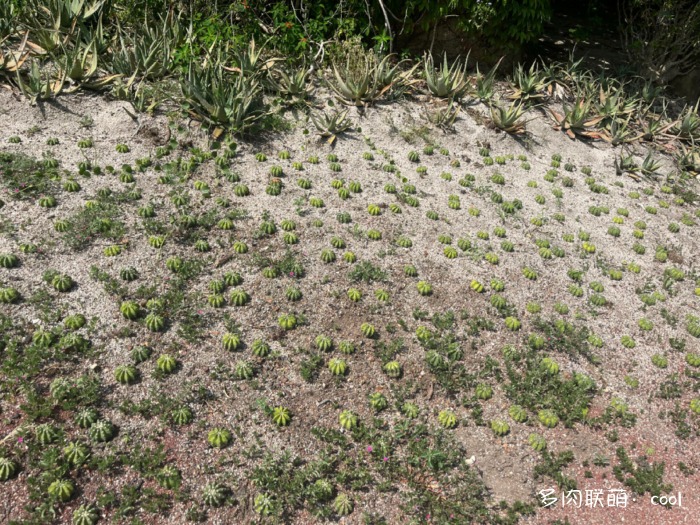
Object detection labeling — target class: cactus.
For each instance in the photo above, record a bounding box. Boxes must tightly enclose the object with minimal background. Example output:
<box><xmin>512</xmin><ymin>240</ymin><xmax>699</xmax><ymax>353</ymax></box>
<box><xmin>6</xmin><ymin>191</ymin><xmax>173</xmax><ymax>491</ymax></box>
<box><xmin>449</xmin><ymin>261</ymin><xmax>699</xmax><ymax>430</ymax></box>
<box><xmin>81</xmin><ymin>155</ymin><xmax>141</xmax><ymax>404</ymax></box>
<box><xmin>522</xmin><ymin>267</ymin><xmax>537</xmax><ymax>280</ymax></box>
<box><xmin>367</xmin><ymin>229</ymin><xmax>382</xmax><ymax>240</ymax></box>
<box><xmin>285</xmin><ymin>287</ymin><xmax>302</xmax><ymax>301</ymax></box>
<box><xmin>416</xmin><ymin>281</ymin><xmax>432</xmax><ymax>296</ymax></box>
<box><xmin>0</xmin><ymin>253</ymin><xmax>19</xmax><ymax>268</ymax></box>
<box><xmin>475</xmin><ymin>383</ymin><xmax>493</xmax><ymax>400</ymax></box>
<box><xmin>338</xmin><ymin>341</ymin><xmax>355</xmax><ymax>354</ymax></box>
<box><xmin>620</xmin><ymin>336</ymin><xmax>636</xmax><ymax>349</ymax></box>
<box><xmin>39</xmin><ymin>195</ymin><xmax>57</xmax><ymax>208</ymax></box>
<box><xmin>347</xmin><ymin>288</ymin><xmax>362</xmax><ymax>302</ymax></box>
<box><xmin>75</xmin><ymin>408</ymin><xmax>98</xmax><ymax>428</ymax></box>
<box><xmin>328</xmin><ymin>358</ymin><xmax>347</xmax><ymax>376</ymax></box>
<box><xmin>508</xmin><ymin>405</ymin><xmax>528</xmax><ymax>423</ymax></box>
<box><xmin>541</xmin><ymin>357</ymin><xmax>559</xmax><ymax>375</ymax></box>
<box><xmin>438</xmin><ymin>410</ymin><xmax>457</xmax><ymax>429</ymax></box>
<box><xmin>233</xmin><ymin>241</ymin><xmax>248</xmax><ymax>254</ymax></box>
<box><xmin>529</xmin><ymin>433</ymin><xmax>547</xmax><ymax>451</ymax></box>
<box><xmin>157</xmin><ymin>465</ymin><xmax>181</xmax><ymax>489</ymax></box>
<box><xmin>272</xmin><ymin>406</ymin><xmax>291</xmax><ymax>426</ymax></box>
<box><xmin>157</xmin><ymin>354</ymin><xmax>177</xmax><ymax>373</ymax></box>
<box><xmin>120</xmin><ymin>301</ymin><xmax>140</xmax><ymax>320</ymax></box>
<box><xmin>383</xmin><ymin>360</ymin><xmax>401</xmax><ymax>378</ymax></box>
<box><xmin>48</xmin><ymin>478</ymin><xmax>75</xmax><ymax>501</ymax></box>
<box><xmin>367</xmin><ymin>204</ymin><xmax>381</xmax><ymax>216</ymax></box>
<box><xmin>114</xmin><ymin>364</ymin><xmax>138</xmax><ymax>384</ymax></box>
<box><xmin>444</xmin><ymin>246</ymin><xmax>458</xmax><ymax>259</ymax></box>
<box><xmin>339</xmin><ymin>410</ymin><xmax>358</xmax><ymax>430</ymax></box>
<box><xmin>36</xmin><ymin>423</ymin><xmax>57</xmax><ymax>445</ymax></box>
<box><xmin>538</xmin><ymin>409</ymin><xmax>559</xmax><ymax>428</ymax></box>
<box><xmin>651</xmin><ymin>354</ymin><xmax>668</xmax><ymax>368</ymax></box>
<box><xmin>166</xmin><ymin>404</ymin><xmax>193</xmax><ymax>425</ymax></box>
<box><xmin>404</xmin><ymin>265</ymin><xmax>418</xmax><ymax>277</ymax></box>
<box><xmin>0</xmin><ymin>457</ymin><xmax>17</xmax><ymax>481</ymax></box>
<box><xmin>254</xmin><ymin>493</ymin><xmax>275</xmax><ymax>516</ymax></box>
<box><xmin>505</xmin><ymin>317</ymin><xmax>521</xmax><ymax>331</ymax></box>
<box><xmin>375</xmin><ymin>289</ymin><xmax>389</xmax><ymax>301</ymax></box>
<box><xmin>343</xmin><ymin>251</ymin><xmax>357</xmax><ymax>263</ymax></box>
<box><xmin>315</xmin><ymin>335</ymin><xmax>333</xmax><ymax>352</ymax></box>
<box><xmin>202</xmin><ymin>482</ymin><xmax>228</xmax><ymax>507</ymax></box>
<box><xmin>686</xmin><ymin>353</ymin><xmax>700</xmax><ymax>368</ymax></box>
<box><xmin>64</xmin><ymin>441</ymin><xmax>90</xmax><ymax>467</ymax></box>
<box><xmin>208</xmin><ymin>427</ymin><xmax>232</xmax><ymax>448</ymax></box>
<box><xmin>360</xmin><ymin>322</ymin><xmax>376</xmax><ymax>338</ymax></box>
<box><xmin>279</xmin><ymin>314</ymin><xmax>297</xmax><ymax>330</ymax></box>
<box><xmin>229</xmin><ymin>289</ymin><xmax>250</xmax><ymax>306</ymax></box>
<box><xmin>320</xmin><ymin>249</ymin><xmax>336</xmax><ymax>263</ymax></box>
<box><xmin>334</xmin><ymin>493</ymin><xmax>353</xmax><ymax>516</ymax></box>
<box><xmin>89</xmin><ymin>420</ymin><xmax>114</xmax><ymax>442</ymax></box>
<box><xmin>130</xmin><ymin>345</ymin><xmax>151</xmax><ymax>364</ymax></box>
<box><xmin>52</xmin><ymin>274</ymin><xmax>74</xmax><ymax>292</ymax></box>
<box><xmin>120</xmin><ymin>267</ymin><xmax>139</xmax><ymax>281</ymax></box>
<box><xmin>690</xmin><ymin>399</ymin><xmax>700</xmax><ymax>415</ymax></box>
<box><xmin>145</xmin><ymin>313</ymin><xmax>165</xmax><ymax>332</ymax></box>
<box><xmin>491</xmin><ymin>420</ymin><xmax>510</xmax><ymax>436</ymax></box>
<box><xmin>402</xmin><ymin>402</ymin><xmax>419</xmax><ymax>419</ymax></box>
<box><xmin>221</xmin><ymin>333</ymin><xmax>241</xmax><ymax>351</ymax></box>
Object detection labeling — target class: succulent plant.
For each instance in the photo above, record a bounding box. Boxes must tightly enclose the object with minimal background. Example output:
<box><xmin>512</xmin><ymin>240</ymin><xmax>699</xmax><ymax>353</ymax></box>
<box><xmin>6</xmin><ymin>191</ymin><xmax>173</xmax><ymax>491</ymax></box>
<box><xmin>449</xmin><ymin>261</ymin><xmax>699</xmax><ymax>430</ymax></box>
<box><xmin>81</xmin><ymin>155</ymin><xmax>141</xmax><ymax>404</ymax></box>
<box><xmin>89</xmin><ymin>419</ymin><xmax>114</xmax><ymax>442</ymax></box>
<box><xmin>254</xmin><ymin>493</ymin><xmax>275</xmax><ymax>516</ymax></box>
<box><xmin>279</xmin><ymin>314</ymin><xmax>297</xmax><ymax>330</ymax></box>
<box><xmin>114</xmin><ymin>364</ymin><xmax>138</xmax><ymax>384</ymax></box>
<box><xmin>505</xmin><ymin>316</ymin><xmax>521</xmax><ymax>331</ymax></box>
<box><xmin>315</xmin><ymin>335</ymin><xmax>333</xmax><ymax>352</ymax></box>
<box><xmin>438</xmin><ymin>409</ymin><xmax>457</xmax><ymax>429</ymax></box>
<box><xmin>620</xmin><ymin>335</ymin><xmax>636</xmax><ymax>349</ymax></box>
<box><xmin>208</xmin><ymin>427</ymin><xmax>232</xmax><ymax>448</ymax></box>
<box><xmin>522</xmin><ymin>267</ymin><xmax>537</xmax><ymax>280</ymax></box>
<box><xmin>404</xmin><ymin>265</ymin><xmax>418</xmax><ymax>277</ymax></box>
<box><xmin>156</xmin><ymin>353</ymin><xmax>177</xmax><ymax>373</ymax></box>
<box><xmin>75</xmin><ymin>408</ymin><xmax>98</xmax><ymax>429</ymax></box>
<box><xmin>285</xmin><ymin>287</ymin><xmax>302</xmax><ymax>301</ymax></box>
<box><xmin>538</xmin><ymin>409</ymin><xmax>559</xmax><ymax>428</ymax></box>
<box><xmin>170</xmin><ymin>405</ymin><xmax>193</xmax><ymax>425</ymax></box>
<box><xmin>48</xmin><ymin>478</ymin><xmax>75</xmax><ymax>501</ymax></box>
<box><xmin>337</xmin><ymin>341</ymin><xmax>354</xmax><ymax>355</ymax></box>
<box><xmin>0</xmin><ymin>457</ymin><xmax>17</xmax><ymax>481</ymax></box>
<box><xmin>491</xmin><ymin>419</ymin><xmax>510</xmax><ymax>436</ymax></box>
<box><xmin>71</xmin><ymin>504</ymin><xmax>99</xmax><ymax>525</ymax></box>
<box><xmin>541</xmin><ymin>357</ymin><xmax>559</xmax><ymax>375</ymax></box>
<box><xmin>347</xmin><ymin>288</ymin><xmax>362</xmax><ymax>302</ymax></box>
<box><xmin>320</xmin><ymin>249</ymin><xmax>336</xmax><ymax>263</ymax></box>
<box><xmin>691</xmin><ymin>399</ymin><xmax>700</xmax><ymax>415</ymax></box>
<box><xmin>416</xmin><ymin>281</ymin><xmax>432</xmax><ymax>296</ymax></box>
<box><xmin>119</xmin><ymin>300</ymin><xmax>140</xmax><ymax>320</ymax></box>
<box><xmin>202</xmin><ymin>482</ymin><xmax>228</xmax><ymax>507</ymax></box>
<box><xmin>0</xmin><ymin>253</ymin><xmax>19</xmax><ymax>268</ymax></box>
<box><xmin>145</xmin><ymin>313</ymin><xmax>165</xmax><ymax>332</ymax></box>
<box><xmin>235</xmin><ymin>359</ymin><xmax>253</xmax><ymax>379</ymax></box>
<box><xmin>328</xmin><ymin>358</ymin><xmax>347</xmax><ymax>376</ymax></box>
<box><xmin>401</xmin><ymin>401</ymin><xmax>420</xmax><ymax>419</ymax></box>
<box><xmin>528</xmin><ymin>433</ymin><xmax>547</xmax><ymax>451</ymax></box>
<box><xmin>343</xmin><ymin>251</ymin><xmax>357</xmax><ymax>263</ymax></box>
<box><xmin>39</xmin><ymin>195</ymin><xmax>57</xmax><ymax>208</ymax></box>
<box><xmin>374</xmin><ymin>289</ymin><xmax>389</xmax><ymax>301</ymax></box>
<box><xmin>339</xmin><ymin>410</ymin><xmax>358</xmax><ymax>430</ymax></box>
<box><xmin>383</xmin><ymin>360</ymin><xmax>401</xmax><ymax>378</ymax></box>
<box><xmin>157</xmin><ymin>465</ymin><xmax>181</xmax><ymax>489</ymax></box>
<box><xmin>333</xmin><ymin>493</ymin><xmax>353</xmax><ymax>516</ymax></box>
<box><xmin>35</xmin><ymin>423</ymin><xmax>57</xmax><ymax>445</ymax></box>
<box><xmin>51</xmin><ymin>273</ymin><xmax>74</xmax><ymax>292</ymax></box>
<box><xmin>651</xmin><ymin>354</ymin><xmax>668</xmax><ymax>368</ymax></box>
<box><xmin>508</xmin><ymin>404</ymin><xmax>528</xmax><ymax>423</ymax></box>
<box><xmin>360</xmin><ymin>322</ymin><xmax>376</xmax><ymax>338</ymax></box>
<box><xmin>64</xmin><ymin>441</ymin><xmax>90</xmax><ymax>467</ymax></box>
<box><xmin>272</xmin><ymin>406</ymin><xmax>291</xmax><ymax>427</ymax></box>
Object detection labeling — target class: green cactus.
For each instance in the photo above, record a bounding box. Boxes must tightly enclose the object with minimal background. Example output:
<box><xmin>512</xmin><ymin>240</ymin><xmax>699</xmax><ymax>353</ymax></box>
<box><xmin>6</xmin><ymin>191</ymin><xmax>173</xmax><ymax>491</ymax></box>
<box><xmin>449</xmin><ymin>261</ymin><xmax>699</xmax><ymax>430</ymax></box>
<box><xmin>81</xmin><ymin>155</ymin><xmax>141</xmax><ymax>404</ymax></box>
<box><xmin>279</xmin><ymin>314</ymin><xmax>297</xmax><ymax>330</ymax></box>
<box><xmin>120</xmin><ymin>301</ymin><xmax>139</xmax><ymax>320</ymax></box>
<box><xmin>157</xmin><ymin>465</ymin><xmax>181</xmax><ymax>489</ymax></box>
<box><xmin>491</xmin><ymin>420</ymin><xmax>510</xmax><ymax>436</ymax></box>
<box><xmin>383</xmin><ymin>360</ymin><xmax>401</xmax><ymax>378</ymax></box>
<box><xmin>475</xmin><ymin>383</ymin><xmax>493</xmax><ymax>400</ymax></box>
<box><xmin>171</xmin><ymin>406</ymin><xmax>193</xmax><ymax>425</ymax></box>
<box><xmin>404</xmin><ymin>265</ymin><xmax>418</xmax><ymax>277</ymax></box>
<box><xmin>375</xmin><ymin>289</ymin><xmax>389</xmax><ymax>301</ymax></box>
<box><xmin>538</xmin><ymin>409</ymin><xmax>559</xmax><ymax>428</ymax></box>
<box><xmin>690</xmin><ymin>399</ymin><xmax>700</xmax><ymax>415</ymax></box>
<box><xmin>75</xmin><ymin>408</ymin><xmax>98</xmax><ymax>428</ymax></box>
<box><xmin>338</xmin><ymin>341</ymin><xmax>355</xmax><ymax>354</ymax></box>
<box><xmin>272</xmin><ymin>406</ymin><xmax>291</xmax><ymax>426</ymax></box>
<box><xmin>36</xmin><ymin>423</ymin><xmax>57</xmax><ymax>445</ymax></box>
<box><xmin>328</xmin><ymin>358</ymin><xmax>347</xmax><ymax>376</ymax></box>
<box><xmin>89</xmin><ymin>420</ymin><xmax>114</xmax><ymax>442</ymax></box>
<box><xmin>620</xmin><ymin>335</ymin><xmax>636</xmax><ymax>349</ymax></box>
<box><xmin>157</xmin><ymin>354</ymin><xmax>177</xmax><ymax>373</ymax></box>
<box><xmin>208</xmin><ymin>427</ymin><xmax>232</xmax><ymax>448</ymax></box>
<box><xmin>0</xmin><ymin>457</ymin><xmax>17</xmax><ymax>481</ymax></box>
<box><xmin>48</xmin><ymin>478</ymin><xmax>75</xmax><ymax>501</ymax></box>
<box><xmin>505</xmin><ymin>317</ymin><xmax>521</xmax><ymax>331</ymax></box>
<box><xmin>321</xmin><ymin>249</ymin><xmax>336</xmax><ymax>263</ymax></box>
<box><xmin>254</xmin><ymin>493</ymin><xmax>275</xmax><ymax>516</ymax></box>
<box><xmin>402</xmin><ymin>402</ymin><xmax>420</xmax><ymax>419</ymax></box>
<box><xmin>114</xmin><ymin>365</ymin><xmax>138</xmax><ymax>384</ymax></box>
<box><xmin>334</xmin><ymin>493</ymin><xmax>353</xmax><ymax>516</ymax></box>
<box><xmin>438</xmin><ymin>410</ymin><xmax>457</xmax><ymax>429</ymax></box>
<box><xmin>145</xmin><ymin>313</ymin><xmax>165</xmax><ymax>332</ymax></box>
<box><xmin>315</xmin><ymin>335</ymin><xmax>333</xmax><ymax>352</ymax></box>
<box><xmin>52</xmin><ymin>274</ymin><xmax>74</xmax><ymax>292</ymax></box>
<box><xmin>416</xmin><ymin>281</ymin><xmax>432</xmax><ymax>296</ymax></box>
<box><xmin>64</xmin><ymin>441</ymin><xmax>90</xmax><ymax>467</ymax></box>
<box><xmin>347</xmin><ymin>288</ymin><xmax>362</xmax><ymax>302</ymax></box>
<box><xmin>339</xmin><ymin>410</ymin><xmax>358</xmax><ymax>430</ymax></box>
<box><xmin>541</xmin><ymin>357</ymin><xmax>559</xmax><ymax>375</ymax></box>
<box><xmin>202</xmin><ymin>482</ymin><xmax>228</xmax><ymax>507</ymax></box>
<box><xmin>130</xmin><ymin>345</ymin><xmax>151</xmax><ymax>364</ymax></box>
<box><xmin>343</xmin><ymin>251</ymin><xmax>357</xmax><ymax>263</ymax></box>
<box><xmin>285</xmin><ymin>287</ymin><xmax>302</xmax><ymax>301</ymax></box>
<box><xmin>508</xmin><ymin>405</ymin><xmax>528</xmax><ymax>423</ymax></box>
<box><xmin>0</xmin><ymin>253</ymin><xmax>19</xmax><ymax>268</ymax></box>
<box><xmin>369</xmin><ymin>392</ymin><xmax>388</xmax><ymax>411</ymax></box>
<box><xmin>360</xmin><ymin>322</ymin><xmax>376</xmax><ymax>338</ymax></box>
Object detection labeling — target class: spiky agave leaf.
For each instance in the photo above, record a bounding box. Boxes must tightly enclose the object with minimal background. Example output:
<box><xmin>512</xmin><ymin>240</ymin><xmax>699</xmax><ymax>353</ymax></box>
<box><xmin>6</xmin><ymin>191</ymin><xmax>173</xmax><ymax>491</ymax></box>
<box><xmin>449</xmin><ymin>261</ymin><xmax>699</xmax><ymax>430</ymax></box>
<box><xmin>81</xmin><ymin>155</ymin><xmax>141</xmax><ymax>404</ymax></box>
<box><xmin>424</xmin><ymin>51</ymin><xmax>470</xmax><ymax>100</ymax></box>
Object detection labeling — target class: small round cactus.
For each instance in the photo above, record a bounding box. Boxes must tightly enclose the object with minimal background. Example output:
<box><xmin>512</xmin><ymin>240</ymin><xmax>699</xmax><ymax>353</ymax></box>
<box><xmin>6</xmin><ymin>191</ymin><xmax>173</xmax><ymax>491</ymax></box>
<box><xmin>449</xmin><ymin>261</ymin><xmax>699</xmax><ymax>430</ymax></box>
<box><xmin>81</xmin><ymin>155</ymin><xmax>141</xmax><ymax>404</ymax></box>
<box><xmin>369</xmin><ymin>392</ymin><xmax>388</xmax><ymax>411</ymax></box>
<box><xmin>120</xmin><ymin>301</ymin><xmax>140</xmax><ymax>320</ymax></box>
<box><xmin>315</xmin><ymin>335</ymin><xmax>333</xmax><ymax>352</ymax></box>
<box><xmin>272</xmin><ymin>406</ymin><xmax>291</xmax><ymax>426</ymax></box>
<box><xmin>278</xmin><ymin>313</ymin><xmax>297</xmax><ymax>330</ymax></box>
<box><xmin>75</xmin><ymin>408</ymin><xmax>98</xmax><ymax>429</ymax></box>
<box><xmin>120</xmin><ymin>267</ymin><xmax>139</xmax><ymax>281</ymax></box>
<box><xmin>360</xmin><ymin>322</ymin><xmax>376</xmax><ymax>338</ymax></box>
<box><xmin>334</xmin><ymin>493</ymin><xmax>353</xmax><ymax>516</ymax></box>
<box><xmin>52</xmin><ymin>274</ymin><xmax>74</xmax><ymax>292</ymax></box>
<box><xmin>145</xmin><ymin>313</ymin><xmax>165</xmax><ymax>332</ymax></box>
<box><xmin>338</xmin><ymin>341</ymin><xmax>355</xmax><ymax>354</ymax></box>
<box><xmin>347</xmin><ymin>288</ymin><xmax>362</xmax><ymax>302</ymax></box>
<box><xmin>528</xmin><ymin>433</ymin><xmax>547</xmax><ymax>451</ymax></box>
<box><xmin>251</xmin><ymin>339</ymin><xmax>270</xmax><ymax>357</ymax></box>
<box><xmin>339</xmin><ymin>410</ymin><xmax>358</xmax><ymax>430</ymax></box>
<box><xmin>491</xmin><ymin>419</ymin><xmax>510</xmax><ymax>436</ymax></box>
<box><xmin>222</xmin><ymin>332</ymin><xmax>241</xmax><ymax>351</ymax></box>
<box><xmin>254</xmin><ymin>493</ymin><xmax>275</xmax><ymax>516</ymax></box>
<box><xmin>541</xmin><ymin>357</ymin><xmax>559</xmax><ymax>375</ymax></box>
<box><xmin>438</xmin><ymin>410</ymin><xmax>457</xmax><ymax>429</ymax></box>
<box><xmin>690</xmin><ymin>399</ymin><xmax>700</xmax><ymax>415</ymax></box>
<box><xmin>208</xmin><ymin>427</ymin><xmax>232</xmax><ymax>448</ymax></box>
<box><xmin>402</xmin><ymin>402</ymin><xmax>419</xmax><ymax>419</ymax></box>
<box><xmin>0</xmin><ymin>457</ymin><xmax>17</xmax><ymax>481</ymax></box>
<box><xmin>375</xmin><ymin>289</ymin><xmax>389</xmax><ymax>301</ymax></box>
<box><xmin>328</xmin><ymin>358</ymin><xmax>347</xmax><ymax>376</ymax></box>
<box><xmin>131</xmin><ymin>345</ymin><xmax>151</xmax><ymax>363</ymax></box>
<box><xmin>416</xmin><ymin>281</ymin><xmax>432</xmax><ymax>296</ymax></box>
<box><xmin>64</xmin><ymin>441</ymin><xmax>90</xmax><ymax>467</ymax></box>
<box><xmin>505</xmin><ymin>317</ymin><xmax>521</xmax><ymax>331</ymax></box>
<box><xmin>36</xmin><ymin>423</ymin><xmax>57</xmax><ymax>445</ymax></box>
<box><xmin>538</xmin><ymin>409</ymin><xmax>559</xmax><ymax>428</ymax></box>
<box><xmin>156</xmin><ymin>353</ymin><xmax>177</xmax><ymax>373</ymax></box>
<box><xmin>475</xmin><ymin>383</ymin><xmax>493</xmax><ymax>400</ymax></box>
<box><xmin>71</xmin><ymin>504</ymin><xmax>99</xmax><ymax>525</ymax></box>
<box><xmin>508</xmin><ymin>405</ymin><xmax>528</xmax><ymax>423</ymax></box>
<box><xmin>383</xmin><ymin>360</ymin><xmax>401</xmax><ymax>378</ymax></box>
<box><xmin>171</xmin><ymin>406</ymin><xmax>193</xmax><ymax>425</ymax></box>
<box><xmin>230</xmin><ymin>289</ymin><xmax>250</xmax><ymax>306</ymax></box>
<box><xmin>89</xmin><ymin>420</ymin><xmax>114</xmax><ymax>442</ymax></box>
<box><xmin>235</xmin><ymin>360</ymin><xmax>254</xmax><ymax>379</ymax></box>
<box><xmin>48</xmin><ymin>478</ymin><xmax>75</xmax><ymax>502</ymax></box>
<box><xmin>285</xmin><ymin>287</ymin><xmax>302</xmax><ymax>301</ymax></box>
<box><xmin>157</xmin><ymin>465</ymin><xmax>181</xmax><ymax>489</ymax></box>
<box><xmin>202</xmin><ymin>482</ymin><xmax>228</xmax><ymax>507</ymax></box>
<box><xmin>320</xmin><ymin>249</ymin><xmax>336</xmax><ymax>263</ymax></box>
<box><xmin>0</xmin><ymin>253</ymin><xmax>19</xmax><ymax>268</ymax></box>
<box><xmin>114</xmin><ymin>364</ymin><xmax>138</xmax><ymax>384</ymax></box>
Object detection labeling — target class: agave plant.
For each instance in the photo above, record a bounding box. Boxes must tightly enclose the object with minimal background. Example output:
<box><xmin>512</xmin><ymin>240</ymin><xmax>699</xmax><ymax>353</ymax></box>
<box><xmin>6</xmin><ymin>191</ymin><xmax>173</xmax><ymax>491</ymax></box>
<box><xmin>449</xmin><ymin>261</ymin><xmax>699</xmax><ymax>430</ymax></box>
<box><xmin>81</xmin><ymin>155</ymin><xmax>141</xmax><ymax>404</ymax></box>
<box><xmin>424</xmin><ymin>52</ymin><xmax>470</xmax><ymax>100</ymax></box>
<box><xmin>16</xmin><ymin>59</ymin><xmax>66</xmax><ymax>105</ymax></box>
<box><xmin>268</xmin><ymin>63</ymin><xmax>313</xmax><ymax>104</ymax></box>
<box><xmin>328</xmin><ymin>53</ymin><xmax>414</xmax><ymax>106</ymax></box>
<box><xmin>509</xmin><ymin>62</ymin><xmax>548</xmax><ymax>105</ymax></box>
<box><xmin>490</xmin><ymin>101</ymin><xmax>526</xmax><ymax>134</ymax></box>
<box><xmin>182</xmin><ymin>60</ymin><xmax>267</xmax><ymax>133</ymax></box>
<box><xmin>311</xmin><ymin>109</ymin><xmax>352</xmax><ymax>145</ymax></box>
<box><xmin>549</xmin><ymin>99</ymin><xmax>604</xmax><ymax>140</ymax></box>
<box><xmin>672</xmin><ymin>101</ymin><xmax>700</xmax><ymax>142</ymax></box>
<box><xmin>474</xmin><ymin>59</ymin><xmax>501</xmax><ymax>103</ymax></box>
